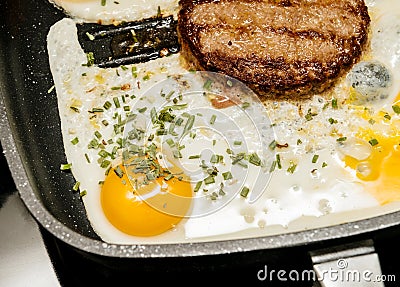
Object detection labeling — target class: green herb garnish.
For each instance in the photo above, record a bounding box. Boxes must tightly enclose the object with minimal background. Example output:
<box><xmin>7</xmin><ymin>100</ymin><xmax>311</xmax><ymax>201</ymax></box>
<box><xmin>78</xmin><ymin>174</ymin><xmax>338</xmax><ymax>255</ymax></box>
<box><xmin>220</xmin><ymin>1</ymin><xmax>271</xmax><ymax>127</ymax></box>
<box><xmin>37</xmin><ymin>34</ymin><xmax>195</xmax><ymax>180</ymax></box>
<box><xmin>240</xmin><ymin>186</ymin><xmax>250</xmax><ymax>198</ymax></box>
<box><xmin>60</xmin><ymin>163</ymin><xmax>72</xmax><ymax>170</ymax></box>
<box><xmin>393</xmin><ymin>105</ymin><xmax>400</xmax><ymax>114</ymax></box>
<box><xmin>369</xmin><ymin>138</ymin><xmax>379</xmax><ymax>146</ymax></box>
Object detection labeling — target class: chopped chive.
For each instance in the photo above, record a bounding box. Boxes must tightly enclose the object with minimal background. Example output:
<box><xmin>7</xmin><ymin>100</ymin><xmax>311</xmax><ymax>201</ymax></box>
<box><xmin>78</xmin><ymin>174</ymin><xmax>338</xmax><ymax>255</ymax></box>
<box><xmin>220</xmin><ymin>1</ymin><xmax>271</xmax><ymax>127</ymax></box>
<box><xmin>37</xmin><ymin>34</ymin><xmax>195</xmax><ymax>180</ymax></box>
<box><xmin>297</xmin><ymin>139</ymin><xmax>302</xmax><ymax>145</ymax></box>
<box><xmin>101</xmin><ymin>0</ymin><xmax>106</xmax><ymax>6</ymax></box>
<box><xmin>100</xmin><ymin>160</ymin><xmax>111</xmax><ymax>169</ymax></box>
<box><xmin>337</xmin><ymin>137</ymin><xmax>347</xmax><ymax>142</ymax></box>
<box><xmin>88</xmin><ymin>138</ymin><xmax>99</xmax><ymax>149</ymax></box>
<box><xmin>213</xmin><ymin>139</ymin><xmax>216</xmax><ymax>146</ymax></box>
<box><xmin>157</xmin><ymin>5</ymin><xmax>162</xmax><ymax>17</ymax></box>
<box><xmin>86</xmin><ymin>32</ymin><xmax>95</xmax><ymax>41</ymax></box>
<box><xmin>103</xmin><ymin>101</ymin><xmax>112</xmax><ymax>110</ymax></box>
<box><xmin>209</xmin><ymin>114</ymin><xmax>217</xmax><ymax>125</ymax></box>
<box><xmin>189</xmin><ymin>155</ymin><xmax>201</xmax><ymax>159</ymax></box>
<box><xmin>70</xmin><ymin>106</ymin><xmax>80</xmax><ymax>113</ymax></box>
<box><xmin>84</xmin><ymin>52</ymin><xmax>94</xmax><ymax>67</ymax></box>
<box><xmin>384</xmin><ymin>113</ymin><xmax>391</xmax><ymax>120</ymax></box>
<box><xmin>123</xmin><ymin>106</ymin><xmax>130</xmax><ymax>111</ymax></box>
<box><xmin>369</xmin><ymin>138</ymin><xmax>379</xmax><ymax>146</ymax></box>
<box><xmin>164</xmin><ymin>174</ymin><xmax>174</xmax><ymax>181</ymax></box>
<box><xmin>233</xmin><ymin>141</ymin><xmax>242</xmax><ymax>146</ymax></box>
<box><xmin>210</xmin><ymin>192</ymin><xmax>218</xmax><ymax>200</ymax></box>
<box><xmin>332</xmin><ymin>98</ymin><xmax>338</xmax><ymax>109</ymax></box>
<box><xmin>156</xmin><ymin>129</ymin><xmax>167</xmax><ymax>136</ymax></box>
<box><xmin>222</xmin><ymin>171</ymin><xmax>232</xmax><ymax>180</ymax></box>
<box><xmin>242</xmin><ymin>102</ymin><xmax>250</xmax><ymax>109</ymax></box>
<box><xmin>113</xmin><ymin>97</ymin><xmax>120</xmax><ymax>108</ymax></box>
<box><xmin>328</xmin><ymin>118</ymin><xmax>338</xmax><ymax>124</ymax></box>
<box><xmin>173</xmin><ymin>150</ymin><xmax>182</xmax><ymax>158</ymax></box>
<box><xmin>240</xmin><ymin>186</ymin><xmax>250</xmax><ymax>198</ymax></box>
<box><xmin>392</xmin><ymin>105</ymin><xmax>400</xmax><ymax>114</ymax></box>
<box><xmin>60</xmin><ymin>163</ymin><xmax>72</xmax><ymax>170</ymax></box>
<box><xmin>305</xmin><ymin>108</ymin><xmax>316</xmax><ymax>121</ymax></box>
<box><xmin>210</xmin><ymin>154</ymin><xmax>218</xmax><ymax>163</ymax></box>
<box><xmin>94</xmin><ymin>131</ymin><xmax>102</xmax><ymax>139</ymax></box>
<box><xmin>269</xmin><ymin>140</ymin><xmax>277</xmax><ymax>150</ymax></box>
<box><xmin>203</xmin><ymin>79</ymin><xmax>212</xmax><ymax>90</ymax></box>
<box><xmin>114</xmin><ymin>166</ymin><xmax>124</xmax><ymax>178</ymax></box>
<box><xmin>182</xmin><ymin>115</ymin><xmax>195</xmax><ymax>136</ymax></box>
<box><xmin>84</xmin><ymin>153</ymin><xmax>91</xmax><ymax>163</ymax></box>
<box><xmin>204</xmin><ymin>175</ymin><xmax>215</xmax><ymax>185</ymax></box>
<box><xmin>101</xmin><ymin>119</ymin><xmax>109</xmax><ymax>126</ymax></box>
<box><xmin>137</xmin><ymin>107</ymin><xmax>147</xmax><ymax>113</ymax></box>
<box><xmin>312</xmin><ymin>154</ymin><xmax>319</xmax><ymax>164</ymax></box>
<box><xmin>98</xmin><ymin>149</ymin><xmax>109</xmax><ymax>158</ymax></box>
<box><xmin>150</xmin><ymin>107</ymin><xmax>157</xmax><ymax>124</ymax></box>
<box><xmin>175</xmin><ymin>117</ymin><xmax>184</xmax><ymax>126</ymax></box>
<box><xmin>269</xmin><ymin>161</ymin><xmax>277</xmax><ymax>173</ymax></box>
<box><xmin>287</xmin><ymin>161</ymin><xmax>297</xmax><ymax>174</ymax></box>
<box><xmin>80</xmin><ymin>190</ymin><xmax>87</xmax><ymax>197</ymax></box>
<box><xmin>71</xmin><ymin>137</ymin><xmax>79</xmax><ymax>145</ymax></box>
<box><xmin>194</xmin><ymin>181</ymin><xmax>202</xmax><ymax>192</ymax></box>
<box><xmin>131</xmin><ymin>66</ymin><xmax>138</xmax><ymax>78</ymax></box>
<box><xmin>231</xmin><ymin>153</ymin><xmax>245</xmax><ymax>165</ymax></box>
<box><xmin>322</xmin><ymin>162</ymin><xmax>328</xmax><ymax>168</ymax></box>
<box><xmin>146</xmin><ymin>172</ymin><xmax>156</xmax><ymax>181</ymax></box>
<box><xmin>249</xmin><ymin>153</ymin><xmax>262</xmax><ymax>166</ymax></box>
<box><xmin>47</xmin><ymin>85</ymin><xmax>55</xmax><ymax>93</ymax></box>
<box><xmin>276</xmin><ymin>154</ymin><xmax>282</xmax><ymax>169</ymax></box>
<box><xmin>166</xmin><ymin>138</ymin><xmax>175</xmax><ymax>147</ymax></box>
<box><xmin>72</xmin><ymin>181</ymin><xmax>80</xmax><ymax>191</ymax></box>
<box><xmin>368</xmin><ymin>119</ymin><xmax>376</xmax><ymax>125</ymax></box>
<box><xmin>165</xmin><ymin>90</ymin><xmax>175</xmax><ymax>100</ymax></box>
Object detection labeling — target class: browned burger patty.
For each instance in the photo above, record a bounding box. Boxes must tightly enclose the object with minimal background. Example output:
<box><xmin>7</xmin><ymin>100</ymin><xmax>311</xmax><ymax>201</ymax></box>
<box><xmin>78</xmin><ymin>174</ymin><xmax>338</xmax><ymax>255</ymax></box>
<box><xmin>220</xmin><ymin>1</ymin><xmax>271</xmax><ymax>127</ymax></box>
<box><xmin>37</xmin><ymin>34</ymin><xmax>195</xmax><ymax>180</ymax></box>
<box><xmin>178</xmin><ymin>0</ymin><xmax>371</xmax><ymax>98</ymax></box>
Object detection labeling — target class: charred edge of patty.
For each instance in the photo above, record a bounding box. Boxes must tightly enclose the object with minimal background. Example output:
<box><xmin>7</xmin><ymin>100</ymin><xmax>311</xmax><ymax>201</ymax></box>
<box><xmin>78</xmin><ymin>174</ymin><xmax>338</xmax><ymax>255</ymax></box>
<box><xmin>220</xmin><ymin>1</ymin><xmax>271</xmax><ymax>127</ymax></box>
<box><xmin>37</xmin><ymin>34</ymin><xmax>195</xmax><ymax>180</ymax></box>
<box><xmin>177</xmin><ymin>0</ymin><xmax>371</xmax><ymax>99</ymax></box>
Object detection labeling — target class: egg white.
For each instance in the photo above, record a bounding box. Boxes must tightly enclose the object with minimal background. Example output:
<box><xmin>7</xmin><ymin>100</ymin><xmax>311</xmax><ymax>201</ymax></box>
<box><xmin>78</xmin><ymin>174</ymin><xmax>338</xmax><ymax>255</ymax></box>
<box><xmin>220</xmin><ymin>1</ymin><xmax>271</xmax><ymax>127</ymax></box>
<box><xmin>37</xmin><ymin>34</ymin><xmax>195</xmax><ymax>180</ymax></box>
<box><xmin>47</xmin><ymin>0</ymin><xmax>400</xmax><ymax>244</ymax></box>
<box><xmin>49</xmin><ymin>0</ymin><xmax>179</xmax><ymax>24</ymax></box>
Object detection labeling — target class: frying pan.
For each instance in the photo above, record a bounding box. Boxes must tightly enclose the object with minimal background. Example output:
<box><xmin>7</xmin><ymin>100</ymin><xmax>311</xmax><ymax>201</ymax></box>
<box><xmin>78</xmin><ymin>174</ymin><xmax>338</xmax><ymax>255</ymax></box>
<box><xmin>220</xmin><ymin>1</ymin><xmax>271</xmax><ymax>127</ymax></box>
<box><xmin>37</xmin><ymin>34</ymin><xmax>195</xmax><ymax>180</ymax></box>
<box><xmin>1</xmin><ymin>0</ymin><xmax>400</xmax><ymax>284</ymax></box>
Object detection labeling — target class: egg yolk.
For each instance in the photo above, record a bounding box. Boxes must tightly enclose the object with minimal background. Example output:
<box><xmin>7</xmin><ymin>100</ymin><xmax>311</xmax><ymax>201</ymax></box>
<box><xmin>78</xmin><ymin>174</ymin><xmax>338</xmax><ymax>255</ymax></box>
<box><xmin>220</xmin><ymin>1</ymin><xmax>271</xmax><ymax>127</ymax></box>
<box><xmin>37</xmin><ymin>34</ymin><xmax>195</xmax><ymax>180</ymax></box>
<box><xmin>101</xmin><ymin>164</ymin><xmax>192</xmax><ymax>237</ymax></box>
<box><xmin>344</xmin><ymin>131</ymin><xmax>400</xmax><ymax>205</ymax></box>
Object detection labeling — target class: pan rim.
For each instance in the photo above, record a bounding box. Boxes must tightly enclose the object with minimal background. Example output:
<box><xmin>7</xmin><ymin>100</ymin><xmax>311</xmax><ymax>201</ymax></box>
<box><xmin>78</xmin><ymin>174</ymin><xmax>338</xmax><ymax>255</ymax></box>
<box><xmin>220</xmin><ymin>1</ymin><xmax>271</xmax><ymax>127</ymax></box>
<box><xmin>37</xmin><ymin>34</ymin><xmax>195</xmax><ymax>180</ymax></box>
<box><xmin>2</xmin><ymin>92</ymin><xmax>400</xmax><ymax>258</ymax></box>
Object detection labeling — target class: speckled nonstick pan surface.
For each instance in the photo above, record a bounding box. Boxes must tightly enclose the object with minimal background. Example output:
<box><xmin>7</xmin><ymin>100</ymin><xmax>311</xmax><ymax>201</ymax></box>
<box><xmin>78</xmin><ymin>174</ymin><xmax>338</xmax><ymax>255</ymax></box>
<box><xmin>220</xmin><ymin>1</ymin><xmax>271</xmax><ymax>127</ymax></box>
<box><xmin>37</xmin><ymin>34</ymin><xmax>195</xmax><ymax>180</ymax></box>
<box><xmin>1</xmin><ymin>0</ymin><xmax>400</xmax><ymax>263</ymax></box>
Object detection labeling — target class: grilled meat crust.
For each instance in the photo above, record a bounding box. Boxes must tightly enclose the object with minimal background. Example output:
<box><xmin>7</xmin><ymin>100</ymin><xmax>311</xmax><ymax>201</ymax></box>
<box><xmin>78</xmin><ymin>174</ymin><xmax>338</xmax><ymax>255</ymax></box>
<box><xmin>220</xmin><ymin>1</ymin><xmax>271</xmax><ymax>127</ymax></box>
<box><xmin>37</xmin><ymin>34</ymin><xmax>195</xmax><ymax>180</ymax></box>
<box><xmin>178</xmin><ymin>0</ymin><xmax>371</xmax><ymax>98</ymax></box>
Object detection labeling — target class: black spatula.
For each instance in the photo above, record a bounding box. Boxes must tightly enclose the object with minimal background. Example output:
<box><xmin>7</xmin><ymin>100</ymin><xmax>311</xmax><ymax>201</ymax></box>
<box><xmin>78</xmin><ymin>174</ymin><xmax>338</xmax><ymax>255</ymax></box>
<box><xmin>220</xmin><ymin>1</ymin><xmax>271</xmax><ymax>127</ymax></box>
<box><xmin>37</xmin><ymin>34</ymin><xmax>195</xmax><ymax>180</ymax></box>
<box><xmin>76</xmin><ymin>15</ymin><xmax>179</xmax><ymax>68</ymax></box>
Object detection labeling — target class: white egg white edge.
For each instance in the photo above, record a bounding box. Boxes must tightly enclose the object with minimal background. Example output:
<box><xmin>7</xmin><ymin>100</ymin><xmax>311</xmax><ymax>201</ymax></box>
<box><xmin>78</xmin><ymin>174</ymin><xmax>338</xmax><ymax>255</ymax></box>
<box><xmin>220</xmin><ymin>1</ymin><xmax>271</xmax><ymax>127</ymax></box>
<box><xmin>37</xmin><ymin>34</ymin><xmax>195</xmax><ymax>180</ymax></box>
<box><xmin>48</xmin><ymin>0</ymin><xmax>180</xmax><ymax>24</ymax></box>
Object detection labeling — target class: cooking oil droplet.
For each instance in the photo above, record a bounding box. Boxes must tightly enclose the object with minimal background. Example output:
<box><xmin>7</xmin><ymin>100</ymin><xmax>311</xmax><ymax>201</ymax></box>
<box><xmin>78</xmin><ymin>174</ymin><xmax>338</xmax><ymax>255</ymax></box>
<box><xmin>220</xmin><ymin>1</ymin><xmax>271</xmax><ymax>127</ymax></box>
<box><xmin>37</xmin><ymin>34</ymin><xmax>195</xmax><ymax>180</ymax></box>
<box><xmin>240</xmin><ymin>207</ymin><xmax>255</xmax><ymax>224</ymax></box>
<box><xmin>258</xmin><ymin>219</ymin><xmax>266</xmax><ymax>229</ymax></box>
<box><xmin>357</xmin><ymin>162</ymin><xmax>372</xmax><ymax>177</ymax></box>
<box><xmin>318</xmin><ymin>199</ymin><xmax>332</xmax><ymax>215</ymax></box>
<box><xmin>289</xmin><ymin>184</ymin><xmax>302</xmax><ymax>193</ymax></box>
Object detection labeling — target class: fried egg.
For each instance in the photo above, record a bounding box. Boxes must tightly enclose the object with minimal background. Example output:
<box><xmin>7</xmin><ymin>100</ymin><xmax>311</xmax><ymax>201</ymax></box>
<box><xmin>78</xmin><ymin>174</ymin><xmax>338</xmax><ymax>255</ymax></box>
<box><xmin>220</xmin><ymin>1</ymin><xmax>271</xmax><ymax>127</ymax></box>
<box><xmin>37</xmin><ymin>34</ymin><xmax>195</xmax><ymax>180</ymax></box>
<box><xmin>49</xmin><ymin>0</ymin><xmax>179</xmax><ymax>24</ymax></box>
<box><xmin>47</xmin><ymin>0</ymin><xmax>400</xmax><ymax>244</ymax></box>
